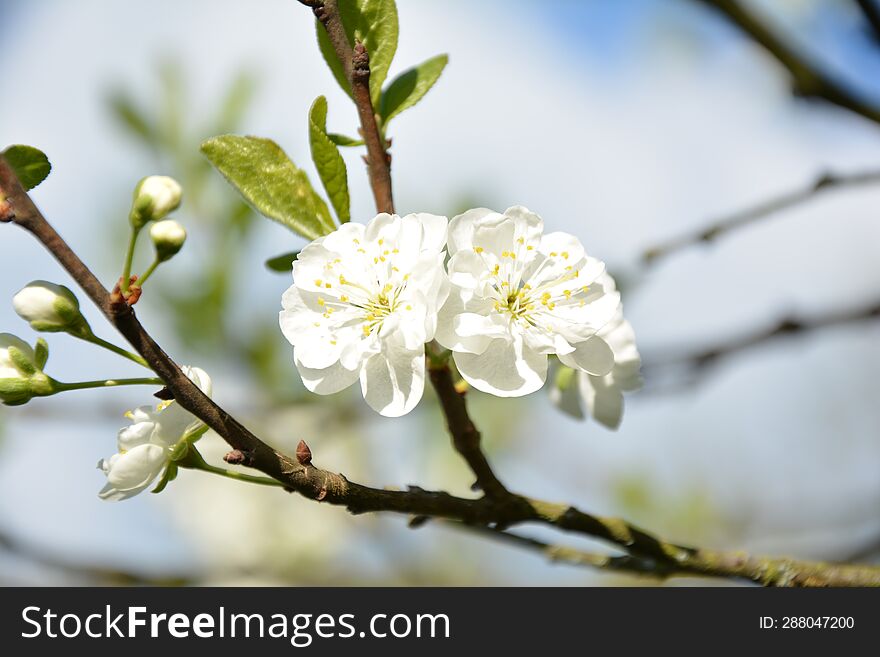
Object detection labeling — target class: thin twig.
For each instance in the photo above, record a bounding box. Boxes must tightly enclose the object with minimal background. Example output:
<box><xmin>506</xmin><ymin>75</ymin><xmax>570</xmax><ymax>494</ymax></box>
<box><xmin>642</xmin><ymin>169</ymin><xmax>880</xmax><ymax>265</ymax></box>
<box><xmin>440</xmin><ymin>521</ymin><xmax>675</xmax><ymax>580</ymax></box>
<box><xmin>692</xmin><ymin>0</ymin><xmax>880</xmax><ymax>126</ymax></box>
<box><xmin>305</xmin><ymin>0</ymin><xmax>394</xmax><ymax>214</ymax></box>
<box><xmin>643</xmin><ymin>298</ymin><xmax>880</xmax><ymax>377</ymax></box>
<box><xmin>855</xmin><ymin>0</ymin><xmax>880</xmax><ymax>43</ymax></box>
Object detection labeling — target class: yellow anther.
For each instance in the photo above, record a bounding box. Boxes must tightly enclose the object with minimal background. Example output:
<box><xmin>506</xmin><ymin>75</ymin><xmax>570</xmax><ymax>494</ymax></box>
<box><xmin>325</xmin><ymin>283</ymin><xmax>332</xmax><ymax>288</ymax></box>
<box><xmin>406</xmin><ymin>304</ymin><xmax>412</xmax><ymax>311</ymax></box>
<box><xmin>563</xmin><ymin>290</ymin><xmax>571</xmax><ymax>298</ymax></box>
<box><xmin>383</xmin><ymin>250</ymin><xmax>390</xmax><ymax>255</ymax></box>
<box><xmin>340</xmin><ymin>295</ymin><xmax>349</xmax><ymax>302</ymax></box>
<box><xmin>378</xmin><ymin>239</ymin><xmax>384</xmax><ymax>245</ymax></box>
<box><xmin>474</xmin><ymin>246</ymin><xmax>484</xmax><ymax>254</ymax></box>
<box><xmin>392</xmin><ymin>248</ymin><xmax>399</xmax><ymax>254</ymax></box>
<box><xmin>561</xmin><ymin>251</ymin><xmax>569</xmax><ymax>259</ymax></box>
<box><xmin>362</xmin><ymin>324</ymin><xmax>371</xmax><ymax>336</ymax></box>
<box><xmin>353</xmin><ymin>238</ymin><xmax>360</xmax><ymax>244</ymax></box>
<box><xmin>339</xmin><ymin>274</ymin><xmax>347</xmax><ymax>284</ymax></box>
<box><xmin>357</xmin><ymin>248</ymin><xmax>366</xmax><ymax>254</ymax></box>
<box><xmin>317</xmin><ymin>297</ymin><xmax>325</xmax><ymax>306</ymax></box>
<box><xmin>517</xmin><ymin>237</ymin><xmax>524</xmax><ymax>244</ymax></box>
<box><xmin>330</xmin><ymin>340</ymin><xmax>337</xmax><ymax>345</ymax></box>
<box><xmin>550</xmin><ymin>251</ymin><xmax>558</xmax><ymax>257</ymax></box>
<box><xmin>314</xmin><ymin>279</ymin><xmax>323</xmax><ymax>286</ymax></box>
<box><xmin>527</xmin><ymin>245</ymin><xmax>534</xmax><ymax>250</ymax></box>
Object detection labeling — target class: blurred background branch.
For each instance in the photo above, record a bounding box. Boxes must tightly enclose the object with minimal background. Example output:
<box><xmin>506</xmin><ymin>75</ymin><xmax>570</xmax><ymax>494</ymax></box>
<box><xmin>642</xmin><ymin>169</ymin><xmax>880</xmax><ymax>266</ymax></box>
<box><xmin>643</xmin><ymin>297</ymin><xmax>880</xmax><ymax>390</ymax></box>
<box><xmin>692</xmin><ymin>0</ymin><xmax>880</xmax><ymax>125</ymax></box>
<box><xmin>855</xmin><ymin>0</ymin><xmax>880</xmax><ymax>43</ymax></box>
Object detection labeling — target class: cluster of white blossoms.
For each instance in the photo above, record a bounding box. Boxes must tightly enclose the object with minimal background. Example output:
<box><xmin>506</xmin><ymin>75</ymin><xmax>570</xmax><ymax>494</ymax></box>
<box><xmin>280</xmin><ymin>207</ymin><xmax>641</xmax><ymax>425</ymax></box>
<box><xmin>98</xmin><ymin>366</ymin><xmax>212</xmax><ymax>501</ymax></box>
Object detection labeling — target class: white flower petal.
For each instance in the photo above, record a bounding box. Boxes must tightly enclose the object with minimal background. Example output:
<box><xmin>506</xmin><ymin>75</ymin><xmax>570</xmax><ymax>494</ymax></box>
<box><xmin>295</xmin><ymin>357</ymin><xmax>360</xmax><ymax>395</ymax></box>
<box><xmin>117</xmin><ymin>420</ymin><xmax>155</xmax><ymax>451</ymax></box>
<box><xmin>448</xmin><ymin>208</ymin><xmax>499</xmax><ymax>253</ymax></box>
<box><xmin>578</xmin><ymin>373</ymin><xmax>625</xmax><ymax>430</ymax></box>
<box><xmin>454</xmin><ymin>336</ymin><xmax>547</xmax><ymax>397</ymax></box>
<box><xmin>99</xmin><ymin>443</ymin><xmax>168</xmax><ymax>501</ymax></box>
<box><xmin>359</xmin><ymin>347</ymin><xmax>425</xmax><ymax>417</ymax></box>
<box><xmin>558</xmin><ymin>335</ymin><xmax>615</xmax><ymax>376</ymax></box>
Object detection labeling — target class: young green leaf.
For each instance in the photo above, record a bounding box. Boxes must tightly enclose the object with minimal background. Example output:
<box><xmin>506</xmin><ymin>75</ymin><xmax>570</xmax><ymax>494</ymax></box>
<box><xmin>316</xmin><ymin>0</ymin><xmax>399</xmax><ymax>106</ymax></box>
<box><xmin>200</xmin><ymin>135</ymin><xmax>334</xmax><ymax>241</ymax></box>
<box><xmin>2</xmin><ymin>145</ymin><xmax>52</xmax><ymax>191</ymax></box>
<box><xmin>107</xmin><ymin>91</ymin><xmax>157</xmax><ymax>146</ymax></box>
<box><xmin>328</xmin><ymin>133</ymin><xmax>365</xmax><ymax>147</ymax></box>
<box><xmin>380</xmin><ymin>54</ymin><xmax>448</xmax><ymax>125</ymax></box>
<box><xmin>265</xmin><ymin>250</ymin><xmax>301</xmax><ymax>273</ymax></box>
<box><xmin>309</xmin><ymin>96</ymin><xmax>351</xmax><ymax>223</ymax></box>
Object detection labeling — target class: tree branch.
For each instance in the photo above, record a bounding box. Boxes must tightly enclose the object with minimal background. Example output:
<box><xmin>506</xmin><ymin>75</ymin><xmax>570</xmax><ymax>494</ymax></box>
<box><xmin>643</xmin><ymin>169</ymin><xmax>880</xmax><ymax>265</ymax></box>
<box><xmin>305</xmin><ymin>0</ymin><xmax>394</xmax><ymax>214</ymax></box>
<box><xmin>428</xmin><ymin>361</ymin><xmax>510</xmax><ymax>499</ymax></box>
<box><xmin>855</xmin><ymin>0</ymin><xmax>880</xmax><ymax>43</ymax></box>
<box><xmin>691</xmin><ymin>0</ymin><xmax>880</xmax><ymax>126</ymax></box>
<box><xmin>643</xmin><ymin>298</ymin><xmax>880</xmax><ymax>379</ymax></box>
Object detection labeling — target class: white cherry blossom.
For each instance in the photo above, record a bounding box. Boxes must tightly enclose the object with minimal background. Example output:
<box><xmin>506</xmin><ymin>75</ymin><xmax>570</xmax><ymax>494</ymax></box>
<box><xmin>551</xmin><ymin>276</ymin><xmax>642</xmax><ymax>429</ymax></box>
<box><xmin>436</xmin><ymin>206</ymin><xmax>620</xmax><ymax>397</ymax></box>
<box><xmin>279</xmin><ymin>213</ymin><xmax>449</xmax><ymax>417</ymax></box>
<box><xmin>98</xmin><ymin>366</ymin><xmax>211</xmax><ymax>501</ymax></box>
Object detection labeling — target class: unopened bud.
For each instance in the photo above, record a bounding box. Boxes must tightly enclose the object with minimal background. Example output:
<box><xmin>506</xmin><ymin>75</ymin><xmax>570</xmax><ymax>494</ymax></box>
<box><xmin>12</xmin><ymin>280</ymin><xmax>91</xmax><ymax>338</ymax></box>
<box><xmin>0</xmin><ymin>333</ymin><xmax>54</xmax><ymax>406</ymax></box>
<box><xmin>130</xmin><ymin>175</ymin><xmax>182</xmax><ymax>228</ymax></box>
<box><xmin>150</xmin><ymin>219</ymin><xmax>187</xmax><ymax>262</ymax></box>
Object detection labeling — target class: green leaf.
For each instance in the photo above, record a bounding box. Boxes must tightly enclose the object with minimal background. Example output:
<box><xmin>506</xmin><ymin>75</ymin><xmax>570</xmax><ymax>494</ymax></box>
<box><xmin>328</xmin><ymin>133</ymin><xmax>365</xmax><ymax>147</ymax></box>
<box><xmin>107</xmin><ymin>92</ymin><xmax>156</xmax><ymax>146</ymax></box>
<box><xmin>316</xmin><ymin>0</ymin><xmax>399</xmax><ymax>106</ymax></box>
<box><xmin>2</xmin><ymin>145</ymin><xmax>51</xmax><ymax>191</ymax></box>
<box><xmin>380</xmin><ymin>54</ymin><xmax>448</xmax><ymax>124</ymax></box>
<box><xmin>265</xmin><ymin>251</ymin><xmax>301</xmax><ymax>273</ymax></box>
<box><xmin>200</xmin><ymin>135</ymin><xmax>334</xmax><ymax>241</ymax></box>
<box><xmin>309</xmin><ymin>96</ymin><xmax>351</xmax><ymax>223</ymax></box>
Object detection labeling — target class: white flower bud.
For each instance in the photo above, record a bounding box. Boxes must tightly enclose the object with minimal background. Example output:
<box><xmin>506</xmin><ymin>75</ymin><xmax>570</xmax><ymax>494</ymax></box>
<box><xmin>12</xmin><ymin>280</ymin><xmax>91</xmax><ymax>338</ymax></box>
<box><xmin>130</xmin><ymin>175</ymin><xmax>182</xmax><ymax>227</ymax></box>
<box><xmin>0</xmin><ymin>333</ymin><xmax>54</xmax><ymax>405</ymax></box>
<box><xmin>150</xmin><ymin>219</ymin><xmax>187</xmax><ymax>262</ymax></box>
